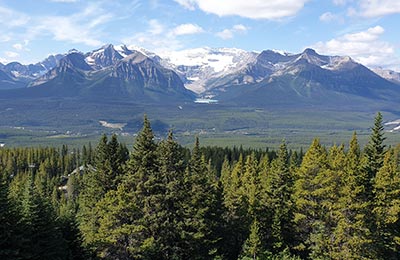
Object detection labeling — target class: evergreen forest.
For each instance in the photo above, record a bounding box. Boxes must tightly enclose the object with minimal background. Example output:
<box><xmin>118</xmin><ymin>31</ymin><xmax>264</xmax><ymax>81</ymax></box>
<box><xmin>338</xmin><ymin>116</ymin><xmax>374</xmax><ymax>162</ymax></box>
<box><xmin>1</xmin><ymin>112</ymin><xmax>400</xmax><ymax>260</ymax></box>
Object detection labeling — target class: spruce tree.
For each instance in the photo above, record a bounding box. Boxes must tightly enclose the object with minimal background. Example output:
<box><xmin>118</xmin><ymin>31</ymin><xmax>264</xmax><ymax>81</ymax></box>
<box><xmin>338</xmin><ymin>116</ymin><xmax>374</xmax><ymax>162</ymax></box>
<box><xmin>293</xmin><ymin>138</ymin><xmax>328</xmax><ymax>257</ymax></box>
<box><xmin>223</xmin><ymin>154</ymin><xmax>249</xmax><ymax>259</ymax></box>
<box><xmin>364</xmin><ymin>112</ymin><xmax>386</xmax><ymax>193</ymax></box>
<box><xmin>0</xmin><ymin>171</ymin><xmax>20</xmax><ymax>259</ymax></box>
<box><xmin>332</xmin><ymin>132</ymin><xmax>373</xmax><ymax>259</ymax></box>
<box><xmin>19</xmin><ymin>173</ymin><xmax>67</xmax><ymax>260</ymax></box>
<box><xmin>96</xmin><ymin>115</ymin><xmax>159</xmax><ymax>259</ymax></box>
<box><xmin>373</xmin><ymin>145</ymin><xmax>400</xmax><ymax>259</ymax></box>
<box><xmin>78</xmin><ymin>134</ymin><xmax>125</xmax><ymax>248</ymax></box>
<box><xmin>241</xmin><ymin>219</ymin><xmax>263</xmax><ymax>260</ymax></box>
<box><xmin>154</xmin><ymin>131</ymin><xmax>187</xmax><ymax>259</ymax></box>
<box><xmin>182</xmin><ymin>137</ymin><xmax>218</xmax><ymax>259</ymax></box>
<box><xmin>266</xmin><ymin>141</ymin><xmax>294</xmax><ymax>252</ymax></box>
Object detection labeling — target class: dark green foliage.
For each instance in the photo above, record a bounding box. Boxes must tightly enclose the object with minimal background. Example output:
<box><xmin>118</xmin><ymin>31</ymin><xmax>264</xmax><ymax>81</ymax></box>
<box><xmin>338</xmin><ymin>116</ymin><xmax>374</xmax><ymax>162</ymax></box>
<box><xmin>0</xmin><ymin>171</ymin><xmax>21</xmax><ymax>259</ymax></box>
<box><xmin>373</xmin><ymin>145</ymin><xmax>400</xmax><ymax>259</ymax></box>
<box><xmin>0</xmin><ymin>113</ymin><xmax>398</xmax><ymax>260</ymax></box>
<box><xmin>364</xmin><ymin>112</ymin><xmax>386</xmax><ymax>191</ymax></box>
<box><xmin>266</xmin><ymin>141</ymin><xmax>294</xmax><ymax>252</ymax></box>
<box><xmin>19</xmin><ymin>173</ymin><xmax>67</xmax><ymax>260</ymax></box>
<box><xmin>78</xmin><ymin>133</ymin><xmax>128</xmax><ymax>248</ymax></box>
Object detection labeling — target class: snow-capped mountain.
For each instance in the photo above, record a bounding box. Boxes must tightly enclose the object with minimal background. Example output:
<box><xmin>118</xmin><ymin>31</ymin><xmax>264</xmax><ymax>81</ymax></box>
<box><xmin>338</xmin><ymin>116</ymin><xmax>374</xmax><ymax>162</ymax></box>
<box><xmin>157</xmin><ymin>47</ymin><xmax>258</xmax><ymax>93</ymax></box>
<box><xmin>0</xmin><ymin>54</ymin><xmax>64</xmax><ymax>89</ymax></box>
<box><xmin>25</xmin><ymin>44</ymin><xmax>194</xmax><ymax>102</ymax></box>
<box><xmin>372</xmin><ymin>68</ymin><xmax>400</xmax><ymax>85</ymax></box>
<box><xmin>204</xmin><ymin>47</ymin><xmax>400</xmax><ymax>109</ymax></box>
<box><xmin>85</xmin><ymin>44</ymin><xmax>123</xmax><ymax>69</ymax></box>
<box><xmin>1</xmin><ymin>43</ymin><xmax>399</xmax><ymax>105</ymax></box>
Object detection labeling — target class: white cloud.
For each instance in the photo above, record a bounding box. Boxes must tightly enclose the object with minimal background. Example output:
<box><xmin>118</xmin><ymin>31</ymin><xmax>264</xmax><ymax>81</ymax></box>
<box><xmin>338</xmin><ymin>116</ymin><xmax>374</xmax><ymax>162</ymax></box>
<box><xmin>49</xmin><ymin>0</ymin><xmax>78</xmax><ymax>2</ymax></box>
<box><xmin>174</xmin><ymin>0</ymin><xmax>310</xmax><ymax>20</ymax></box>
<box><xmin>172</xmin><ymin>23</ymin><xmax>204</xmax><ymax>36</ymax></box>
<box><xmin>148</xmin><ymin>19</ymin><xmax>165</xmax><ymax>35</ymax></box>
<box><xmin>216</xmin><ymin>29</ymin><xmax>234</xmax><ymax>40</ymax></box>
<box><xmin>311</xmin><ymin>26</ymin><xmax>399</xmax><ymax>70</ymax></box>
<box><xmin>12</xmin><ymin>43</ymin><xmax>23</xmax><ymax>50</ymax></box>
<box><xmin>36</xmin><ymin>16</ymin><xmax>103</xmax><ymax>46</ymax></box>
<box><xmin>5</xmin><ymin>51</ymin><xmax>19</xmax><ymax>58</ymax></box>
<box><xmin>0</xmin><ymin>35</ymin><xmax>11</xmax><ymax>42</ymax></box>
<box><xmin>25</xmin><ymin>3</ymin><xmax>115</xmax><ymax>47</ymax></box>
<box><xmin>332</xmin><ymin>0</ymin><xmax>349</xmax><ymax>5</ymax></box>
<box><xmin>342</xmin><ymin>26</ymin><xmax>384</xmax><ymax>41</ymax></box>
<box><xmin>173</xmin><ymin>0</ymin><xmax>196</xmax><ymax>10</ymax></box>
<box><xmin>233</xmin><ymin>24</ymin><xmax>248</xmax><ymax>31</ymax></box>
<box><xmin>0</xmin><ymin>6</ymin><xmax>30</xmax><ymax>27</ymax></box>
<box><xmin>358</xmin><ymin>0</ymin><xmax>400</xmax><ymax>17</ymax></box>
<box><xmin>122</xmin><ymin>19</ymin><xmax>183</xmax><ymax>52</ymax></box>
<box><xmin>319</xmin><ymin>12</ymin><xmax>337</xmax><ymax>22</ymax></box>
<box><xmin>216</xmin><ymin>24</ymin><xmax>248</xmax><ymax>40</ymax></box>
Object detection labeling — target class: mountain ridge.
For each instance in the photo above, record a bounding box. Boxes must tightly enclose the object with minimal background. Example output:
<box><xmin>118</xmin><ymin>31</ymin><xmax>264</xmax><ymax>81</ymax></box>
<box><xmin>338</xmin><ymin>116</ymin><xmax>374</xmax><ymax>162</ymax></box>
<box><xmin>0</xmin><ymin>44</ymin><xmax>399</xmax><ymax>107</ymax></box>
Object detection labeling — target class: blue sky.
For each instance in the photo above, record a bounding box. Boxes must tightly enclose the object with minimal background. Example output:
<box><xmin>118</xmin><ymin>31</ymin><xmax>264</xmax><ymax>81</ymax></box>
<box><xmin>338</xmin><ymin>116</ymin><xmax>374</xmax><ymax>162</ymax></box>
<box><xmin>0</xmin><ymin>0</ymin><xmax>399</xmax><ymax>70</ymax></box>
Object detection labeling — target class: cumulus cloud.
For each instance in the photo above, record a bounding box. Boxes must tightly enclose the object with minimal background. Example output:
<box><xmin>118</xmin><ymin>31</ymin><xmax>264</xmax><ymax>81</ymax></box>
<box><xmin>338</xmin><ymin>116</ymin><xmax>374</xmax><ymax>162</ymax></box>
<box><xmin>358</xmin><ymin>0</ymin><xmax>400</xmax><ymax>17</ymax></box>
<box><xmin>12</xmin><ymin>40</ymin><xmax>29</xmax><ymax>52</ymax></box>
<box><xmin>311</xmin><ymin>26</ymin><xmax>399</xmax><ymax>70</ymax></box>
<box><xmin>216</xmin><ymin>29</ymin><xmax>234</xmax><ymax>40</ymax></box>
<box><xmin>174</xmin><ymin>0</ymin><xmax>310</xmax><ymax>20</ymax></box>
<box><xmin>171</xmin><ymin>23</ymin><xmax>204</xmax><ymax>36</ymax></box>
<box><xmin>216</xmin><ymin>24</ymin><xmax>248</xmax><ymax>40</ymax></box>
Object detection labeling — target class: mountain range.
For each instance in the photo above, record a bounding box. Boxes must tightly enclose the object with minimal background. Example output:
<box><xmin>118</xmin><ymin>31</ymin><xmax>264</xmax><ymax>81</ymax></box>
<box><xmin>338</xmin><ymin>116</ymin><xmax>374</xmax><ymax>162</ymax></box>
<box><xmin>1</xmin><ymin>44</ymin><xmax>399</xmax><ymax>108</ymax></box>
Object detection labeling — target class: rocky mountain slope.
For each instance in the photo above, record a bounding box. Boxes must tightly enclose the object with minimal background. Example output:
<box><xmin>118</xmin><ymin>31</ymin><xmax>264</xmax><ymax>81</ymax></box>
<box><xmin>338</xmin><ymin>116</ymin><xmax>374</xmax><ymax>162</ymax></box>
<box><xmin>7</xmin><ymin>45</ymin><xmax>194</xmax><ymax>102</ymax></box>
<box><xmin>0</xmin><ymin>44</ymin><xmax>399</xmax><ymax>107</ymax></box>
<box><xmin>209</xmin><ymin>48</ymin><xmax>400</xmax><ymax>108</ymax></box>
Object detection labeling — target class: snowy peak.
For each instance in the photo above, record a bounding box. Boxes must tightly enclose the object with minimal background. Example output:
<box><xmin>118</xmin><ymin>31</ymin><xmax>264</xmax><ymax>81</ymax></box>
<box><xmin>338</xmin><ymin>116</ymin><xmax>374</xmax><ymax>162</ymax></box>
<box><xmin>160</xmin><ymin>47</ymin><xmax>256</xmax><ymax>73</ymax></box>
<box><xmin>121</xmin><ymin>51</ymin><xmax>150</xmax><ymax>64</ymax></box>
<box><xmin>85</xmin><ymin>44</ymin><xmax>123</xmax><ymax>69</ymax></box>
<box><xmin>158</xmin><ymin>47</ymin><xmax>258</xmax><ymax>93</ymax></box>
<box><xmin>62</xmin><ymin>52</ymin><xmax>92</xmax><ymax>71</ymax></box>
<box><xmin>295</xmin><ymin>48</ymin><xmax>330</xmax><ymax>66</ymax></box>
<box><xmin>372</xmin><ymin>68</ymin><xmax>400</xmax><ymax>84</ymax></box>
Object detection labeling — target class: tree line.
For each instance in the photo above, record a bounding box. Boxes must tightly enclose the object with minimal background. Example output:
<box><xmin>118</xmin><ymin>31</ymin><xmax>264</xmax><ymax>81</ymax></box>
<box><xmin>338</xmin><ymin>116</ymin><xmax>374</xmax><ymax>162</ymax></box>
<box><xmin>0</xmin><ymin>112</ymin><xmax>399</xmax><ymax>259</ymax></box>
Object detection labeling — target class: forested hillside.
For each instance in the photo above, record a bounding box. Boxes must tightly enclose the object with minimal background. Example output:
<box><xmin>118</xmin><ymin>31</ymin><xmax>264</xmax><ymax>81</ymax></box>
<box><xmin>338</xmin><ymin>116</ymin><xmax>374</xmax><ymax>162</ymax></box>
<box><xmin>1</xmin><ymin>113</ymin><xmax>399</xmax><ymax>259</ymax></box>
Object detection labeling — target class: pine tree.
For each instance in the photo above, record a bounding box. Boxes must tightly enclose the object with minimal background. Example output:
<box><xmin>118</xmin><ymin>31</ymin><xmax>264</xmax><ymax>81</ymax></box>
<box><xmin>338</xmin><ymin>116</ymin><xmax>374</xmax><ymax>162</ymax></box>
<box><xmin>373</xmin><ymin>145</ymin><xmax>400</xmax><ymax>259</ymax></box>
<box><xmin>182</xmin><ymin>137</ymin><xmax>219</xmax><ymax>259</ymax></box>
<box><xmin>364</xmin><ymin>112</ymin><xmax>386</xmax><ymax>194</ymax></box>
<box><xmin>332</xmin><ymin>132</ymin><xmax>373</xmax><ymax>259</ymax></box>
<box><xmin>241</xmin><ymin>219</ymin><xmax>262</xmax><ymax>260</ymax></box>
<box><xmin>78</xmin><ymin>134</ymin><xmax>121</xmax><ymax>248</ymax></box>
<box><xmin>293</xmin><ymin>138</ymin><xmax>328</xmax><ymax>257</ymax></box>
<box><xmin>19</xmin><ymin>173</ymin><xmax>67</xmax><ymax>260</ymax></box>
<box><xmin>308</xmin><ymin>144</ymin><xmax>344</xmax><ymax>259</ymax></box>
<box><xmin>266</xmin><ymin>141</ymin><xmax>294</xmax><ymax>252</ymax></box>
<box><xmin>223</xmin><ymin>154</ymin><xmax>250</xmax><ymax>259</ymax></box>
<box><xmin>96</xmin><ymin>115</ymin><xmax>160</xmax><ymax>259</ymax></box>
<box><xmin>153</xmin><ymin>131</ymin><xmax>187</xmax><ymax>259</ymax></box>
<box><xmin>0</xmin><ymin>171</ymin><xmax>21</xmax><ymax>259</ymax></box>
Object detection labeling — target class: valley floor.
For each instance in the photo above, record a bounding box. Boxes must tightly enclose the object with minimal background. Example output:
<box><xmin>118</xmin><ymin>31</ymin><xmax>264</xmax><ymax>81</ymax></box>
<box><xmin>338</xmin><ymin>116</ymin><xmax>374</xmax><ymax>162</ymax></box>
<box><xmin>0</xmin><ymin>98</ymin><xmax>399</xmax><ymax>148</ymax></box>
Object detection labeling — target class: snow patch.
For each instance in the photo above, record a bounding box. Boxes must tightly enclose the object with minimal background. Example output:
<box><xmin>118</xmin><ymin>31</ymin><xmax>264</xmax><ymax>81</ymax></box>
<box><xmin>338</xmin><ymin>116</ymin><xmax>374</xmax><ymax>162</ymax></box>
<box><xmin>159</xmin><ymin>47</ymin><xmax>258</xmax><ymax>93</ymax></box>
<box><xmin>99</xmin><ymin>120</ymin><xmax>126</xmax><ymax>130</ymax></box>
<box><xmin>385</xmin><ymin>119</ymin><xmax>400</xmax><ymax>132</ymax></box>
